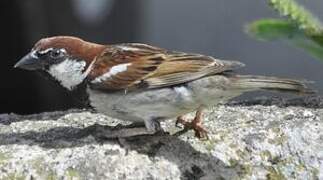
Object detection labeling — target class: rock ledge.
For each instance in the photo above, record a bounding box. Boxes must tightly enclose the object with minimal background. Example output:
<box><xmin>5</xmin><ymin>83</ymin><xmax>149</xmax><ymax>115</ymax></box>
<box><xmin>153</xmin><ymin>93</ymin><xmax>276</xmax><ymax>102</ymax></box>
<box><xmin>0</xmin><ymin>97</ymin><xmax>322</xmax><ymax>179</ymax></box>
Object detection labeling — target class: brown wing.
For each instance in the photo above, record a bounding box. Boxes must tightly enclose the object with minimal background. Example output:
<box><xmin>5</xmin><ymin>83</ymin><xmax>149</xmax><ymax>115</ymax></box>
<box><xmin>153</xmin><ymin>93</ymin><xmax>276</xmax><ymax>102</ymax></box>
<box><xmin>88</xmin><ymin>43</ymin><xmax>244</xmax><ymax>91</ymax></box>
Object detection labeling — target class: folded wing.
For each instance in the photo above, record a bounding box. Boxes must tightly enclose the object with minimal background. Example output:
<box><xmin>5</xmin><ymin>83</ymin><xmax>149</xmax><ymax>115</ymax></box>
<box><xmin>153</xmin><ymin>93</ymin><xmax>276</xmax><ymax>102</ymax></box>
<box><xmin>89</xmin><ymin>43</ymin><xmax>244</xmax><ymax>91</ymax></box>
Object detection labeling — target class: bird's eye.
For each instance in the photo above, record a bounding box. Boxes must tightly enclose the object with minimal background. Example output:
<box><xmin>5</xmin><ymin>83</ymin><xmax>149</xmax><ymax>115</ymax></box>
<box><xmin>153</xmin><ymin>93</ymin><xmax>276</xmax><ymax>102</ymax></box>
<box><xmin>50</xmin><ymin>49</ymin><xmax>63</xmax><ymax>59</ymax></box>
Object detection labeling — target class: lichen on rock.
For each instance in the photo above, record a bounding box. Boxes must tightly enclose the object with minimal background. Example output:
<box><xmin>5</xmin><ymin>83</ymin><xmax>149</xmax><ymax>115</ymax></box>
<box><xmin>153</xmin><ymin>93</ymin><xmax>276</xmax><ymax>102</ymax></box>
<box><xmin>0</xmin><ymin>96</ymin><xmax>322</xmax><ymax>179</ymax></box>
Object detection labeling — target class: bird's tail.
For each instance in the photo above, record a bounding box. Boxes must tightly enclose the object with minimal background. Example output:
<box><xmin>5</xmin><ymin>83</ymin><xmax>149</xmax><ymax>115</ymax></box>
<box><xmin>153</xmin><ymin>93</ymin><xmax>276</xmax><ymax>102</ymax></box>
<box><xmin>230</xmin><ymin>75</ymin><xmax>315</xmax><ymax>94</ymax></box>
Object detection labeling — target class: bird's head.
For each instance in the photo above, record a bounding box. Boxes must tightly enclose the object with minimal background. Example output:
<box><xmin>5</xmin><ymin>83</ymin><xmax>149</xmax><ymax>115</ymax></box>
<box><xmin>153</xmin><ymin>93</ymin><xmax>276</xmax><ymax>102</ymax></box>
<box><xmin>15</xmin><ymin>36</ymin><xmax>105</xmax><ymax>90</ymax></box>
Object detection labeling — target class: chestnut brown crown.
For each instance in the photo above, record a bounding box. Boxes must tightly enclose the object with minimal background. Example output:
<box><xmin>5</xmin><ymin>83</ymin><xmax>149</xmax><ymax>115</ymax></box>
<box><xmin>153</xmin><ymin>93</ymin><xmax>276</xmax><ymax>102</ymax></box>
<box><xmin>34</xmin><ymin>36</ymin><xmax>106</xmax><ymax>64</ymax></box>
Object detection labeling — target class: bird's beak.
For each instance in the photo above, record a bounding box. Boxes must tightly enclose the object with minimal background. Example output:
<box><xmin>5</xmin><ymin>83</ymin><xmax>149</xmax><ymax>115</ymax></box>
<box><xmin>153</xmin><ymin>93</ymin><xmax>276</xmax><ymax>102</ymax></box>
<box><xmin>14</xmin><ymin>51</ymin><xmax>42</xmax><ymax>70</ymax></box>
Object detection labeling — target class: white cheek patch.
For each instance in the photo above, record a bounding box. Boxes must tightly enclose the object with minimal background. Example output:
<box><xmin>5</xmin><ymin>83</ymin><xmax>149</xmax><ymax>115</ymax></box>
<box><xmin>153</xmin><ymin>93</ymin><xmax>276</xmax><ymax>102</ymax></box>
<box><xmin>48</xmin><ymin>59</ymin><xmax>89</xmax><ymax>90</ymax></box>
<box><xmin>91</xmin><ymin>63</ymin><xmax>131</xmax><ymax>83</ymax></box>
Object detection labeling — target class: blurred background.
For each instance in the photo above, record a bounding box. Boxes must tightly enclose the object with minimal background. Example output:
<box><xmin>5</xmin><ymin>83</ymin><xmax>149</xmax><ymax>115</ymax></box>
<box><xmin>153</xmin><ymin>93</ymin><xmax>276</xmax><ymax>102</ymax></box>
<box><xmin>1</xmin><ymin>0</ymin><xmax>323</xmax><ymax>114</ymax></box>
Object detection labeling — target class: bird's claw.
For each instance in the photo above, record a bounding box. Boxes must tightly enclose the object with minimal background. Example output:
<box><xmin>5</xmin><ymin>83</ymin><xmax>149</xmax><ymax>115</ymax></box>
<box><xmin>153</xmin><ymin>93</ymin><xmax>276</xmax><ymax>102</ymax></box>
<box><xmin>175</xmin><ymin>117</ymin><xmax>209</xmax><ymax>140</ymax></box>
<box><xmin>192</xmin><ymin>123</ymin><xmax>209</xmax><ymax>140</ymax></box>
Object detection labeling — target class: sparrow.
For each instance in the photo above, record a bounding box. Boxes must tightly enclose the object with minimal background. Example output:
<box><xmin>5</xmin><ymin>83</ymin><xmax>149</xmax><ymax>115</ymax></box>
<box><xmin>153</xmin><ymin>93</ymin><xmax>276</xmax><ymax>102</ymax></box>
<box><xmin>14</xmin><ymin>36</ymin><xmax>313</xmax><ymax>139</ymax></box>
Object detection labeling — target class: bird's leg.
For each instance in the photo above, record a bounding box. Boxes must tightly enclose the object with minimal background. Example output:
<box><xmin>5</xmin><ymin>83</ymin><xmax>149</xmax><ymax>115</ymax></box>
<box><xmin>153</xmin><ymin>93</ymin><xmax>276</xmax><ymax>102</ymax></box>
<box><xmin>191</xmin><ymin>109</ymin><xmax>208</xmax><ymax>139</ymax></box>
<box><xmin>175</xmin><ymin>108</ymin><xmax>209</xmax><ymax>139</ymax></box>
<box><xmin>94</xmin><ymin>125</ymin><xmax>152</xmax><ymax>139</ymax></box>
<box><xmin>92</xmin><ymin>122</ymin><xmax>152</xmax><ymax>139</ymax></box>
<box><xmin>90</xmin><ymin>117</ymin><xmax>169</xmax><ymax>140</ymax></box>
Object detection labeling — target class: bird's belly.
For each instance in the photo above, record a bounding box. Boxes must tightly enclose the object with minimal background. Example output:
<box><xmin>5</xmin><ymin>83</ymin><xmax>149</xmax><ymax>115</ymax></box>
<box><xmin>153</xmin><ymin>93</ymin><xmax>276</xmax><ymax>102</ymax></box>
<box><xmin>88</xmin><ymin>87</ymin><xmax>196</xmax><ymax>122</ymax></box>
<box><xmin>87</xmin><ymin>76</ymin><xmax>242</xmax><ymax>122</ymax></box>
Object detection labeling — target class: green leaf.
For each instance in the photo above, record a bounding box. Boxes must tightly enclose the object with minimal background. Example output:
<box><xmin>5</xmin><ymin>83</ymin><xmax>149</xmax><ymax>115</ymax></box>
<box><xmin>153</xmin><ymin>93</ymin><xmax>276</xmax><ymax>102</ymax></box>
<box><xmin>291</xmin><ymin>34</ymin><xmax>323</xmax><ymax>60</ymax></box>
<box><xmin>246</xmin><ymin>19</ymin><xmax>299</xmax><ymax>41</ymax></box>
<box><xmin>246</xmin><ymin>0</ymin><xmax>323</xmax><ymax>61</ymax></box>
<box><xmin>247</xmin><ymin>19</ymin><xmax>323</xmax><ymax>61</ymax></box>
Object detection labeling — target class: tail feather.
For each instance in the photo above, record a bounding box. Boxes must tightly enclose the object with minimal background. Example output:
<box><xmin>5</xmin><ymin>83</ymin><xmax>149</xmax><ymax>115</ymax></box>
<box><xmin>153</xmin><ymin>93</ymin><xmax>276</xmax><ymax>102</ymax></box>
<box><xmin>231</xmin><ymin>75</ymin><xmax>315</xmax><ymax>94</ymax></box>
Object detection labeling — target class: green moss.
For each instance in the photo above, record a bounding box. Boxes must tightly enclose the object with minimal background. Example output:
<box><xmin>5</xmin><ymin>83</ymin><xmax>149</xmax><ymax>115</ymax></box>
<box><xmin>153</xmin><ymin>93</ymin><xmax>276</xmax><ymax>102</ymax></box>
<box><xmin>204</xmin><ymin>140</ymin><xmax>215</xmax><ymax>152</ymax></box>
<box><xmin>31</xmin><ymin>157</ymin><xmax>46</xmax><ymax>175</ymax></box>
<box><xmin>238</xmin><ymin>164</ymin><xmax>253</xmax><ymax>178</ymax></box>
<box><xmin>236</xmin><ymin>149</ymin><xmax>248</xmax><ymax>159</ymax></box>
<box><xmin>202</xmin><ymin>135</ymin><xmax>226</xmax><ymax>152</ymax></box>
<box><xmin>271</xmin><ymin>127</ymin><xmax>281</xmax><ymax>134</ymax></box>
<box><xmin>229</xmin><ymin>143</ymin><xmax>238</xmax><ymax>149</ymax></box>
<box><xmin>4</xmin><ymin>173</ymin><xmax>26</xmax><ymax>180</ymax></box>
<box><xmin>276</xmin><ymin>135</ymin><xmax>288</xmax><ymax>145</ymax></box>
<box><xmin>268</xmin><ymin>131</ymin><xmax>288</xmax><ymax>145</ymax></box>
<box><xmin>46</xmin><ymin>171</ymin><xmax>58</xmax><ymax>180</ymax></box>
<box><xmin>228</xmin><ymin>159</ymin><xmax>239</xmax><ymax>167</ymax></box>
<box><xmin>0</xmin><ymin>152</ymin><xmax>10</xmax><ymax>165</ymax></box>
<box><xmin>66</xmin><ymin>168</ymin><xmax>80</xmax><ymax>180</ymax></box>
<box><xmin>266</xmin><ymin>167</ymin><xmax>286</xmax><ymax>180</ymax></box>
<box><xmin>296</xmin><ymin>163</ymin><xmax>305</xmax><ymax>171</ymax></box>
<box><xmin>30</xmin><ymin>158</ymin><xmax>58</xmax><ymax>180</ymax></box>
<box><xmin>311</xmin><ymin>168</ymin><xmax>319</xmax><ymax>179</ymax></box>
<box><xmin>270</xmin><ymin>156</ymin><xmax>282</xmax><ymax>165</ymax></box>
<box><xmin>260</xmin><ymin>150</ymin><xmax>272</xmax><ymax>161</ymax></box>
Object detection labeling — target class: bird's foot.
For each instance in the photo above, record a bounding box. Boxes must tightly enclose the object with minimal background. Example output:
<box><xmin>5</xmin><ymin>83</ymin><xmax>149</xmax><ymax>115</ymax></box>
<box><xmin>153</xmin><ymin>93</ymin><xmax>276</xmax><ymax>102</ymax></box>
<box><xmin>175</xmin><ymin>113</ymin><xmax>209</xmax><ymax>140</ymax></box>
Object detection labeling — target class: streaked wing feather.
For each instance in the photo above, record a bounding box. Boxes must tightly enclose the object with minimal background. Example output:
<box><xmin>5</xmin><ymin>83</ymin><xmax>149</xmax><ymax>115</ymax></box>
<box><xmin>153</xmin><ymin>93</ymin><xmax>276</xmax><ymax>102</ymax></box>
<box><xmin>89</xmin><ymin>43</ymin><xmax>245</xmax><ymax>91</ymax></box>
<box><xmin>144</xmin><ymin>72</ymin><xmax>206</xmax><ymax>88</ymax></box>
<box><xmin>142</xmin><ymin>53</ymin><xmax>244</xmax><ymax>88</ymax></box>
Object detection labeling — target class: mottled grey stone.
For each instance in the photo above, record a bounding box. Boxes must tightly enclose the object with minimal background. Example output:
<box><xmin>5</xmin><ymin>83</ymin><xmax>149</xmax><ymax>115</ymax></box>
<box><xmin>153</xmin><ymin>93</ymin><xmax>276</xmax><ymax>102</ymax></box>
<box><xmin>0</xmin><ymin>96</ymin><xmax>322</xmax><ymax>180</ymax></box>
